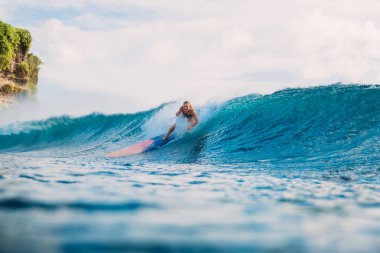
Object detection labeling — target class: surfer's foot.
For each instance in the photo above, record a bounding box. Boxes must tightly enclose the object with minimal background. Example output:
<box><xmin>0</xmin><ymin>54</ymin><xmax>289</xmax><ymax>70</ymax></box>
<box><xmin>162</xmin><ymin>135</ymin><xmax>168</xmax><ymax>140</ymax></box>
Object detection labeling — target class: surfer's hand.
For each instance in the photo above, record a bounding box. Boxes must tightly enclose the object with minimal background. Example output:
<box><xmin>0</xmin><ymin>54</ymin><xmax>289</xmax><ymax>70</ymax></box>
<box><xmin>187</xmin><ymin>126</ymin><xmax>192</xmax><ymax>130</ymax></box>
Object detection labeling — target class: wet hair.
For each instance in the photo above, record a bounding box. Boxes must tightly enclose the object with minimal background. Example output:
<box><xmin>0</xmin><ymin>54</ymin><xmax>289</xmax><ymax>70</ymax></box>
<box><xmin>182</xmin><ymin>101</ymin><xmax>192</xmax><ymax>109</ymax></box>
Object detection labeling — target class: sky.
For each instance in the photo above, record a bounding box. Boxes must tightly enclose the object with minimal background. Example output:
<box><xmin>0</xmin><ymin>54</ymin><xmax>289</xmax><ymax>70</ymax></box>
<box><xmin>1</xmin><ymin>0</ymin><xmax>380</xmax><ymax>112</ymax></box>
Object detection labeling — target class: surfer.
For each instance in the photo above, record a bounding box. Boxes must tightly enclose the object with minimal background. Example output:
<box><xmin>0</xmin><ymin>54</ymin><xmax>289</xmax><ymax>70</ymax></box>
<box><xmin>163</xmin><ymin>101</ymin><xmax>199</xmax><ymax>140</ymax></box>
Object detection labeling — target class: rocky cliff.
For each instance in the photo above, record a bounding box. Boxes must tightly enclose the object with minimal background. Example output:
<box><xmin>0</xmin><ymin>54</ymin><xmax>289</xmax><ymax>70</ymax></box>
<box><xmin>0</xmin><ymin>20</ymin><xmax>41</xmax><ymax>106</ymax></box>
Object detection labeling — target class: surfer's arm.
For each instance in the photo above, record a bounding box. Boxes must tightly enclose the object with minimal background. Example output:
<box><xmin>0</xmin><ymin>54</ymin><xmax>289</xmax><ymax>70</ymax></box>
<box><xmin>175</xmin><ymin>106</ymin><xmax>182</xmax><ymax>117</ymax></box>
<box><xmin>188</xmin><ymin>110</ymin><xmax>199</xmax><ymax>129</ymax></box>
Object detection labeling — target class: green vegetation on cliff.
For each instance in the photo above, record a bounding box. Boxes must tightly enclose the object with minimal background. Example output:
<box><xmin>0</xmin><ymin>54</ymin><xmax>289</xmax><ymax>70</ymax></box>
<box><xmin>0</xmin><ymin>20</ymin><xmax>41</xmax><ymax>104</ymax></box>
<box><xmin>27</xmin><ymin>53</ymin><xmax>42</xmax><ymax>85</ymax></box>
<box><xmin>0</xmin><ymin>21</ymin><xmax>32</xmax><ymax>69</ymax></box>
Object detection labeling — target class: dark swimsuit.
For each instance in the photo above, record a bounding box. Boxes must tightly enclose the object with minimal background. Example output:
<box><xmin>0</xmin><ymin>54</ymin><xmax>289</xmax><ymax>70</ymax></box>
<box><xmin>182</xmin><ymin>109</ymin><xmax>193</xmax><ymax>118</ymax></box>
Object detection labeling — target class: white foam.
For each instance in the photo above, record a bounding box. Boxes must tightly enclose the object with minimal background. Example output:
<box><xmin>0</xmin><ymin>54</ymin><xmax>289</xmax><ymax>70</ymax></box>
<box><xmin>142</xmin><ymin>99</ymin><xmax>225</xmax><ymax>139</ymax></box>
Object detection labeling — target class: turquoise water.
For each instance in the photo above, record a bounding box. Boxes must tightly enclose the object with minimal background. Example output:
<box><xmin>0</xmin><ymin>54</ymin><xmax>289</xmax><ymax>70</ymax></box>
<box><xmin>0</xmin><ymin>85</ymin><xmax>379</xmax><ymax>253</ymax></box>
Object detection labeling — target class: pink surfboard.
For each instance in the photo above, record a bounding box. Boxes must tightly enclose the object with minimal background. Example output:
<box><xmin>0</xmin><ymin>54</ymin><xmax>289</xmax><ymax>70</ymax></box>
<box><xmin>106</xmin><ymin>134</ymin><xmax>173</xmax><ymax>158</ymax></box>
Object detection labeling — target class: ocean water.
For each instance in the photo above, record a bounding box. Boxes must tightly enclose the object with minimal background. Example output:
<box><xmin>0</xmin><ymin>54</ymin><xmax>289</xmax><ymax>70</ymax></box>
<box><xmin>0</xmin><ymin>85</ymin><xmax>379</xmax><ymax>253</ymax></box>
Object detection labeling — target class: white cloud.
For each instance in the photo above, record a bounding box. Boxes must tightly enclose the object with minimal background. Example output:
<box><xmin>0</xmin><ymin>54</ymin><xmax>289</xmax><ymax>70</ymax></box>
<box><xmin>4</xmin><ymin>0</ymin><xmax>87</xmax><ymax>10</ymax></box>
<box><xmin>146</xmin><ymin>39</ymin><xmax>179</xmax><ymax>64</ymax></box>
<box><xmin>3</xmin><ymin>0</ymin><xmax>380</xmax><ymax>110</ymax></box>
<box><xmin>289</xmin><ymin>11</ymin><xmax>380</xmax><ymax>82</ymax></box>
<box><xmin>221</xmin><ymin>28</ymin><xmax>254</xmax><ymax>54</ymax></box>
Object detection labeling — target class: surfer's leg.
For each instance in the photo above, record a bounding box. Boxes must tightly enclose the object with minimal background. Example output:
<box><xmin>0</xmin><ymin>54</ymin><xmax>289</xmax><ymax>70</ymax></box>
<box><xmin>163</xmin><ymin>124</ymin><xmax>176</xmax><ymax>140</ymax></box>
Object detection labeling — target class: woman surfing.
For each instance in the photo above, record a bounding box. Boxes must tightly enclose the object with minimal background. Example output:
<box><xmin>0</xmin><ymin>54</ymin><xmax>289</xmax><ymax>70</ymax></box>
<box><xmin>163</xmin><ymin>101</ymin><xmax>199</xmax><ymax>140</ymax></box>
<box><xmin>107</xmin><ymin>101</ymin><xmax>198</xmax><ymax>157</ymax></box>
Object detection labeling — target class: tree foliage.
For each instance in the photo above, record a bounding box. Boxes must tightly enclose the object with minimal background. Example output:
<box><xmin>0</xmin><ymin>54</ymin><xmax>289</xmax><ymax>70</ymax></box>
<box><xmin>27</xmin><ymin>53</ymin><xmax>42</xmax><ymax>85</ymax></box>
<box><xmin>0</xmin><ymin>20</ymin><xmax>32</xmax><ymax>70</ymax></box>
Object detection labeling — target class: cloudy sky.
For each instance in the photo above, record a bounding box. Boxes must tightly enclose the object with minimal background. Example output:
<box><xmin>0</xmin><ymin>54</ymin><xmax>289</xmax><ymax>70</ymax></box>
<box><xmin>1</xmin><ymin>0</ymin><xmax>380</xmax><ymax>111</ymax></box>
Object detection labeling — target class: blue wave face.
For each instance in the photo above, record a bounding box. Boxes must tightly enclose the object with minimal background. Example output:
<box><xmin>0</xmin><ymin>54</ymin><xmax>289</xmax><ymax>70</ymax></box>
<box><xmin>1</xmin><ymin>85</ymin><xmax>379</xmax><ymax>170</ymax></box>
<box><xmin>0</xmin><ymin>104</ymin><xmax>165</xmax><ymax>152</ymax></box>
<box><xmin>191</xmin><ymin>85</ymin><xmax>380</xmax><ymax>165</ymax></box>
<box><xmin>151</xmin><ymin>85</ymin><xmax>380</xmax><ymax>170</ymax></box>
